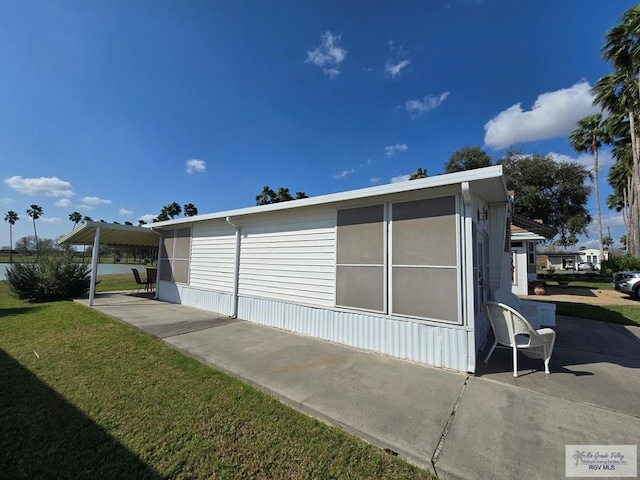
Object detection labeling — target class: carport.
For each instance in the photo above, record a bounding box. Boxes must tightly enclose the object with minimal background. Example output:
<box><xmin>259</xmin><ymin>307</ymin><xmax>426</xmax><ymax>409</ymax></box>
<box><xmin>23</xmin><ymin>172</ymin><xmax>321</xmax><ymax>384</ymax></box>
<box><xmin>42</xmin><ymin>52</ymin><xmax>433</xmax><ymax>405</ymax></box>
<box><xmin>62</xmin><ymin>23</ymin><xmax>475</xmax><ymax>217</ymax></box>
<box><xmin>58</xmin><ymin>221</ymin><xmax>160</xmax><ymax>306</ymax></box>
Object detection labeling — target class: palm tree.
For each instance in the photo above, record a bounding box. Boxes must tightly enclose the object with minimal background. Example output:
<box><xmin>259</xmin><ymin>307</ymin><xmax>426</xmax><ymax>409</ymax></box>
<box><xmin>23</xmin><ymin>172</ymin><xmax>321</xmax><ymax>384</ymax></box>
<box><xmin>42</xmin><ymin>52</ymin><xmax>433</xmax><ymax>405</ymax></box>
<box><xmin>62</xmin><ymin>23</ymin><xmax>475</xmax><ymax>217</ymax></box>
<box><xmin>409</xmin><ymin>167</ymin><xmax>428</xmax><ymax>180</ymax></box>
<box><xmin>4</xmin><ymin>210</ymin><xmax>19</xmax><ymax>263</ymax></box>
<box><xmin>570</xmin><ymin>113</ymin><xmax>611</xmax><ymax>263</ymax></box>
<box><xmin>183</xmin><ymin>203</ymin><xmax>198</xmax><ymax>217</ymax></box>
<box><xmin>593</xmin><ymin>72</ymin><xmax>639</xmax><ymax>252</ymax></box>
<box><xmin>163</xmin><ymin>202</ymin><xmax>182</xmax><ymax>219</ymax></box>
<box><xmin>69</xmin><ymin>211</ymin><xmax>82</xmax><ymax>229</ymax></box>
<box><xmin>596</xmin><ymin>5</ymin><xmax>640</xmax><ymax>255</ymax></box>
<box><xmin>274</xmin><ymin>187</ymin><xmax>293</xmax><ymax>203</ymax></box>
<box><xmin>26</xmin><ymin>204</ymin><xmax>43</xmax><ymax>255</ymax></box>
<box><xmin>83</xmin><ymin>215</ymin><xmax>93</xmax><ymax>223</ymax></box>
<box><xmin>154</xmin><ymin>211</ymin><xmax>170</xmax><ymax>222</ymax></box>
<box><xmin>256</xmin><ymin>186</ymin><xmax>276</xmax><ymax>205</ymax></box>
<box><xmin>138</xmin><ymin>219</ymin><xmax>147</xmax><ymax>225</ymax></box>
<box><xmin>295</xmin><ymin>192</ymin><xmax>308</xmax><ymax>199</ymax></box>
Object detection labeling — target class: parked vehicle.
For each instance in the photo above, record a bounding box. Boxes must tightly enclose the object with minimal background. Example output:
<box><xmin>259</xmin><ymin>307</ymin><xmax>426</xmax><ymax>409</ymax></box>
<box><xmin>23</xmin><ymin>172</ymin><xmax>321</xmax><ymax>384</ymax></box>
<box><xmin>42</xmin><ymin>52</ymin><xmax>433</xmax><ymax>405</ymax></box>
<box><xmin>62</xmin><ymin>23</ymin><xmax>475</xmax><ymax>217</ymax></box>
<box><xmin>577</xmin><ymin>261</ymin><xmax>597</xmax><ymax>271</ymax></box>
<box><xmin>613</xmin><ymin>271</ymin><xmax>640</xmax><ymax>298</ymax></box>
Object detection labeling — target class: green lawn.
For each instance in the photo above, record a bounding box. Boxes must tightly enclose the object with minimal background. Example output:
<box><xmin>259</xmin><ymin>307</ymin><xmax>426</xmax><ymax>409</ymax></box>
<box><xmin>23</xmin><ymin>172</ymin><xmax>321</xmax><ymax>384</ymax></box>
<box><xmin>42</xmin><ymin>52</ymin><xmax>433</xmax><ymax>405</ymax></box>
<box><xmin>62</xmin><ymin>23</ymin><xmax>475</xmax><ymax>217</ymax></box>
<box><xmin>534</xmin><ymin>281</ymin><xmax>640</xmax><ymax>326</ymax></box>
<box><xmin>0</xmin><ymin>281</ymin><xmax>434</xmax><ymax>480</ymax></box>
<box><xmin>95</xmin><ymin>273</ymin><xmax>139</xmax><ymax>292</ymax></box>
<box><xmin>553</xmin><ymin>302</ymin><xmax>640</xmax><ymax>326</ymax></box>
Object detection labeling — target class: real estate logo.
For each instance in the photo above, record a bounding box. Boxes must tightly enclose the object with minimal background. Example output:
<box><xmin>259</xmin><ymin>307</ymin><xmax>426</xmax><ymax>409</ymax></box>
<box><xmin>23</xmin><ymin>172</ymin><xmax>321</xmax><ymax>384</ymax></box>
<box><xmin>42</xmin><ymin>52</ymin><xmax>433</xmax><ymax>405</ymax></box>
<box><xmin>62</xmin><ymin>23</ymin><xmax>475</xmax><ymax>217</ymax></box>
<box><xmin>565</xmin><ymin>445</ymin><xmax>637</xmax><ymax>477</ymax></box>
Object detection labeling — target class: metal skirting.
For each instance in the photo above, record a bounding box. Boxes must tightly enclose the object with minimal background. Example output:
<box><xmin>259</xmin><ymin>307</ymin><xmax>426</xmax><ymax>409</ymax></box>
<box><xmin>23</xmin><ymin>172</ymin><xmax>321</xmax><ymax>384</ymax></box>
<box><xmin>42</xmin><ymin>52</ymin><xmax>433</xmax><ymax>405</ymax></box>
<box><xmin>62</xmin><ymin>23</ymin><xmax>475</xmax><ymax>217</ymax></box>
<box><xmin>237</xmin><ymin>295</ymin><xmax>469</xmax><ymax>371</ymax></box>
<box><xmin>160</xmin><ymin>285</ymin><xmax>470</xmax><ymax>371</ymax></box>
<box><xmin>159</xmin><ymin>282</ymin><xmax>234</xmax><ymax>317</ymax></box>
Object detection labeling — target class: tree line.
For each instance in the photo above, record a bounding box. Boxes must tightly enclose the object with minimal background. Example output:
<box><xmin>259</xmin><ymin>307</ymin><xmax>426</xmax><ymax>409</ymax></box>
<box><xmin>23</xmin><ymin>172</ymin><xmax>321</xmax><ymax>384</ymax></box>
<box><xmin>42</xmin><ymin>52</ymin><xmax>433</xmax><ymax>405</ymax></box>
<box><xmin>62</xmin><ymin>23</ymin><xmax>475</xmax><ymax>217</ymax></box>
<box><xmin>3</xmin><ymin>201</ymin><xmax>200</xmax><ymax>263</ymax></box>
<box><xmin>255</xmin><ymin>186</ymin><xmax>308</xmax><ymax>205</ymax></box>
<box><xmin>405</xmin><ymin>146</ymin><xmax>592</xmax><ymax>247</ymax></box>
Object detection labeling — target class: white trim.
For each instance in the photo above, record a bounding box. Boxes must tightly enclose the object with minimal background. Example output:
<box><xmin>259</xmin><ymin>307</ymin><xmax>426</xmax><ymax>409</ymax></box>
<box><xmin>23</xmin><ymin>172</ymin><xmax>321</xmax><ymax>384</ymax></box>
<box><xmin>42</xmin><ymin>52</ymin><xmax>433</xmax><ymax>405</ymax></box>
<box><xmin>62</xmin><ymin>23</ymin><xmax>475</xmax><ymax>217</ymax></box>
<box><xmin>149</xmin><ymin>166</ymin><xmax>506</xmax><ymax>228</ymax></box>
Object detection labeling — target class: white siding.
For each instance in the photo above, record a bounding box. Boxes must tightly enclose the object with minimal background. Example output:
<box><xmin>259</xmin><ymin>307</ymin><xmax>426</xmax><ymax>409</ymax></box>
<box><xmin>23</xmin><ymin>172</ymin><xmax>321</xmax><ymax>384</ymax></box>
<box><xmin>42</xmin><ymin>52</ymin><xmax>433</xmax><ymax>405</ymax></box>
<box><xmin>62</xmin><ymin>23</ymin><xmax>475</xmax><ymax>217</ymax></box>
<box><xmin>189</xmin><ymin>221</ymin><xmax>236</xmax><ymax>292</ymax></box>
<box><xmin>238</xmin><ymin>208</ymin><xmax>336</xmax><ymax>307</ymax></box>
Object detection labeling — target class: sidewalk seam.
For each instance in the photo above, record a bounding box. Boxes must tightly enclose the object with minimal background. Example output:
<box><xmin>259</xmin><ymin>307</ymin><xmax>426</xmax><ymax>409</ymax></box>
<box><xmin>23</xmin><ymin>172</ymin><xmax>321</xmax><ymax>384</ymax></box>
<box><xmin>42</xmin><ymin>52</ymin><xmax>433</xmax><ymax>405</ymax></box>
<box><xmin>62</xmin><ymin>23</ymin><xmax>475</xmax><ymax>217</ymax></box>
<box><xmin>431</xmin><ymin>373</ymin><xmax>469</xmax><ymax>474</ymax></box>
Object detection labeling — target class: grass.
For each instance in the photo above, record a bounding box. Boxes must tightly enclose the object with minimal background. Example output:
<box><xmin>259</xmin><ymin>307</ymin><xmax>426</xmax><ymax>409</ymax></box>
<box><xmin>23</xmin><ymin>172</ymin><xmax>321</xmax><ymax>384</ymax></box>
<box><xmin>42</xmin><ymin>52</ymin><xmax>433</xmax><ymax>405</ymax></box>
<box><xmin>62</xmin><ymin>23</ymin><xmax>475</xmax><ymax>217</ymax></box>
<box><xmin>95</xmin><ymin>273</ymin><xmax>139</xmax><ymax>292</ymax></box>
<box><xmin>0</xmin><ymin>281</ymin><xmax>434</xmax><ymax>480</ymax></box>
<box><xmin>553</xmin><ymin>302</ymin><xmax>640</xmax><ymax>326</ymax></box>
<box><xmin>535</xmin><ymin>280</ymin><xmax>640</xmax><ymax>326</ymax></box>
<box><xmin>537</xmin><ymin>275</ymin><xmax>615</xmax><ymax>290</ymax></box>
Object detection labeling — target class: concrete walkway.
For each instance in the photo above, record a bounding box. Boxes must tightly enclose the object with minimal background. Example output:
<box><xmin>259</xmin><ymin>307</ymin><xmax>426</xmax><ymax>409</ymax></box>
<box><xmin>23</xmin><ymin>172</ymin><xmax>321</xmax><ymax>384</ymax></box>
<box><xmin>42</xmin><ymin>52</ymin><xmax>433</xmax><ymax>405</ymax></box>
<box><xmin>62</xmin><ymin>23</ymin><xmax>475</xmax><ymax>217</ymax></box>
<box><xmin>77</xmin><ymin>293</ymin><xmax>640</xmax><ymax>479</ymax></box>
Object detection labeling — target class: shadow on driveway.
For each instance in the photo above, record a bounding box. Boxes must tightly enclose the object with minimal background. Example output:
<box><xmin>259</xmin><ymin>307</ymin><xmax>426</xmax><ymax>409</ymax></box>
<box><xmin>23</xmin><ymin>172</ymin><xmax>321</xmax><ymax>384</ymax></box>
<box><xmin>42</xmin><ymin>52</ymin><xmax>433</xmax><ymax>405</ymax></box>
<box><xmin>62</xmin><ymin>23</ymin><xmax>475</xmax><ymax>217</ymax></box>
<box><xmin>475</xmin><ymin>316</ymin><xmax>640</xmax><ymax>417</ymax></box>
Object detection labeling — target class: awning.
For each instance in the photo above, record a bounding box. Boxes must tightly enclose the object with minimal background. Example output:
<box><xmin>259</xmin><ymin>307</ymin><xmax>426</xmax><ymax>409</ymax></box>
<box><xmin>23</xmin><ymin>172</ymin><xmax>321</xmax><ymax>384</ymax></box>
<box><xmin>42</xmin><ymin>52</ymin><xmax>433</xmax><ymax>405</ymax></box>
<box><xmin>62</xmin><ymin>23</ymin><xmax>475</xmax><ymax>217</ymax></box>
<box><xmin>58</xmin><ymin>221</ymin><xmax>159</xmax><ymax>248</ymax></box>
<box><xmin>58</xmin><ymin>221</ymin><xmax>160</xmax><ymax>306</ymax></box>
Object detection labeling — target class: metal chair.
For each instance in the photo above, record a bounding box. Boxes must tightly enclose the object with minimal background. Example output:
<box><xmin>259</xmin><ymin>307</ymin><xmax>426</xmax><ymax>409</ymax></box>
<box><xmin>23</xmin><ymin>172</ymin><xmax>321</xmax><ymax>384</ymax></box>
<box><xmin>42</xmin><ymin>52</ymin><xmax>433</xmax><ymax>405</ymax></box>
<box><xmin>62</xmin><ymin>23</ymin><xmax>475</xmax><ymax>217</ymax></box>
<box><xmin>145</xmin><ymin>268</ymin><xmax>157</xmax><ymax>293</ymax></box>
<box><xmin>131</xmin><ymin>268</ymin><xmax>150</xmax><ymax>293</ymax></box>
<box><xmin>482</xmin><ymin>301</ymin><xmax>556</xmax><ymax>377</ymax></box>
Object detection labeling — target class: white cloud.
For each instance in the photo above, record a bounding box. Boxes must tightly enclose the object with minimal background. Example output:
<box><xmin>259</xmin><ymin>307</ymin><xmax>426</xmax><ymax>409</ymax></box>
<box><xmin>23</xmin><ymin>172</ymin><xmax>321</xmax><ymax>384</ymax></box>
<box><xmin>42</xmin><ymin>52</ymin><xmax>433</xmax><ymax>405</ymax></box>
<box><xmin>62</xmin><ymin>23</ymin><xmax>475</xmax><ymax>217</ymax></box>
<box><xmin>186</xmin><ymin>158</ymin><xmax>206</xmax><ymax>174</ymax></box>
<box><xmin>41</xmin><ymin>217</ymin><xmax>62</xmax><ymax>224</ymax></box>
<box><xmin>385</xmin><ymin>143</ymin><xmax>408</xmax><ymax>157</ymax></box>
<box><xmin>600</xmin><ymin>211</ymin><xmax>626</xmax><ymax>228</ymax></box>
<box><xmin>548</xmin><ymin>150</ymin><xmax>614</xmax><ymax>173</ymax></box>
<box><xmin>391</xmin><ymin>174</ymin><xmax>411</xmax><ymax>183</ymax></box>
<box><xmin>484</xmin><ymin>81</ymin><xmax>599</xmax><ymax>149</ymax></box>
<box><xmin>119</xmin><ymin>208</ymin><xmax>133</xmax><ymax>215</ymax></box>
<box><xmin>370</xmin><ymin>177</ymin><xmax>381</xmax><ymax>184</ymax></box>
<box><xmin>306</xmin><ymin>32</ymin><xmax>347</xmax><ymax>79</ymax></box>
<box><xmin>404</xmin><ymin>92</ymin><xmax>450</xmax><ymax>115</ymax></box>
<box><xmin>333</xmin><ymin>169</ymin><xmax>355</xmax><ymax>179</ymax></box>
<box><xmin>80</xmin><ymin>196</ymin><xmax>112</xmax><ymax>205</ymax></box>
<box><xmin>55</xmin><ymin>198</ymin><xmax>72</xmax><ymax>207</ymax></box>
<box><xmin>385</xmin><ymin>59</ymin><xmax>410</xmax><ymax>79</ymax></box>
<box><xmin>4</xmin><ymin>176</ymin><xmax>74</xmax><ymax>197</ymax></box>
<box><xmin>0</xmin><ymin>197</ymin><xmax>13</xmax><ymax>205</ymax></box>
<box><xmin>139</xmin><ymin>213</ymin><xmax>156</xmax><ymax>224</ymax></box>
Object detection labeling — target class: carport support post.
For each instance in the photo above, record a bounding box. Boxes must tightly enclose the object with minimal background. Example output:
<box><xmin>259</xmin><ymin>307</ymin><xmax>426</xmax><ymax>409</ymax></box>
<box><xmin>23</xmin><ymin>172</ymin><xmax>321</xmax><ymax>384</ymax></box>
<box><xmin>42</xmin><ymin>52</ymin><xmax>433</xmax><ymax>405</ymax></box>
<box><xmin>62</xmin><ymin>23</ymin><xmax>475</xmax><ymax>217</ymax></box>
<box><xmin>88</xmin><ymin>225</ymin><xmax>101</xmax><ymax>306</ymax></box>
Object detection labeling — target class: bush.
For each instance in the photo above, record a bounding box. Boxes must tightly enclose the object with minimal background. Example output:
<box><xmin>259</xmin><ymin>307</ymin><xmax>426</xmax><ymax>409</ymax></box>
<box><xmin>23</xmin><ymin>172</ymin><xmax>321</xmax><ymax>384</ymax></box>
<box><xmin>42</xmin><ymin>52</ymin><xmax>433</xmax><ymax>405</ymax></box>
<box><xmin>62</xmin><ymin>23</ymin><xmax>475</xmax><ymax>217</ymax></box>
<box><xmin>601</xmin><ymin>255</ymin><xmax>640</xmax><ymax>277</ymax></box>
<box><xmin>6</xmin><ymin>253</ymin><xmax>91</xmax><ymax>302</ymax></box>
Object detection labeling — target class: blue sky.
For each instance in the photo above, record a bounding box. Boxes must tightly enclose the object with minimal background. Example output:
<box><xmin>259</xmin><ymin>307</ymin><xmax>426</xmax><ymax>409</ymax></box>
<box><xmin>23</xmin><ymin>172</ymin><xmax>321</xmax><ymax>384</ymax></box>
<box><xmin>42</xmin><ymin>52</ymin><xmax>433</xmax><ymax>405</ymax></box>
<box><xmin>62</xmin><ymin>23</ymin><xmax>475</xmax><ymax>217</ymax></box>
<box><xmin>0</xmin><ymin>0</ymin><xmax>635</xmax><ymax>249</ymax></box>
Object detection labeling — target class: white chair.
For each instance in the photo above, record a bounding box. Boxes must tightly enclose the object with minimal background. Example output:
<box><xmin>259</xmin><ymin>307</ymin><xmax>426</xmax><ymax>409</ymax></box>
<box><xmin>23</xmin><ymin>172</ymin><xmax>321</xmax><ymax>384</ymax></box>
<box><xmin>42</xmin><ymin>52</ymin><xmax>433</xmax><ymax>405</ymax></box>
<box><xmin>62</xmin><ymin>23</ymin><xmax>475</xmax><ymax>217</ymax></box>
<box><xmin>493</xmin><ymin>288</ymin><xmax>556</xmax><ymax>328</ymax></box>
<box><xmin>482</xmin><ymin>301</ymin><xmax>556</xmax><ymax>377</ymax></box>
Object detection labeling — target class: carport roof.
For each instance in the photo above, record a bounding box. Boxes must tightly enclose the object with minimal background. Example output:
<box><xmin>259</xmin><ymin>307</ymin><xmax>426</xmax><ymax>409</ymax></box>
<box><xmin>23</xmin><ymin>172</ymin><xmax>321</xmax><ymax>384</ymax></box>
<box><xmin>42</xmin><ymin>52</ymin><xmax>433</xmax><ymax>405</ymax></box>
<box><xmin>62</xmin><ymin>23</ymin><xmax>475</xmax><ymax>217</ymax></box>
<box><xmin>58</xmin><ymin>221</ymin><xmax>159</xmax><ymax>247</ymax></box>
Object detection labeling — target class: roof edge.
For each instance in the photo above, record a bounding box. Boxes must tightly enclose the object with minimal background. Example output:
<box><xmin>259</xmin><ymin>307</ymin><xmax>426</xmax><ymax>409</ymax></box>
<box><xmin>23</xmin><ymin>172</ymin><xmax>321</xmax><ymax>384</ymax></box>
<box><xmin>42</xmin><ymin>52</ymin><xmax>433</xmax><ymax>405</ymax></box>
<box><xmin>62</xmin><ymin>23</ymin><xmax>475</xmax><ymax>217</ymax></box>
<box><xmin>151</xmin><ymin>165</ymin><xmax>506</xmax><ymax>227</ymax></box>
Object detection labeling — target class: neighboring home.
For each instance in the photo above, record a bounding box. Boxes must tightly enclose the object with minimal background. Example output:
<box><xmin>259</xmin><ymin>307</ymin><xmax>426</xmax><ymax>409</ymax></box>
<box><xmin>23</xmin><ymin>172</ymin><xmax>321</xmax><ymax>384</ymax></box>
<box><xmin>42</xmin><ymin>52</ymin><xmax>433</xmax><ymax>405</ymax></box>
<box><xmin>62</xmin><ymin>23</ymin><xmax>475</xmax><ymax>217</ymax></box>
<box><xmin>540</xmin><ymin>249</ymin><xmax>608</xmax><ymax>272</ymax></box>
<box><xmin>578</xmin><ymin>248</ymin><xmax>608</xmax><ymax>268</ymax></box>
<box><xmin>61</xmin><ymin>167</ymin><xmax>513</xmax><ymax>373</ymax></box>
<box><xmin>539</xmin><ymin>250</ymin><xmax>581</xmax><ymax>271</ymax></box>
<box><xmin>510</xmin><ymin>215</ymin><xmax>555</xmax><ymax>295</ymax></box>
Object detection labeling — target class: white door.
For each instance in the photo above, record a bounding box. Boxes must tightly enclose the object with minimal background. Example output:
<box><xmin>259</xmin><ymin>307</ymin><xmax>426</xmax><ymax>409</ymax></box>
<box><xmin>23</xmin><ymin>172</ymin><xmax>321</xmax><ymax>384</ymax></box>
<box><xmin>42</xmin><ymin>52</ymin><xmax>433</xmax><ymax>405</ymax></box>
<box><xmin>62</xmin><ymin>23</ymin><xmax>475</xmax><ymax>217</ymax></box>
<box><xmin>511</xmin><ymin>247</ymin><xmax>528</xmax><ymax>295</ymax></box>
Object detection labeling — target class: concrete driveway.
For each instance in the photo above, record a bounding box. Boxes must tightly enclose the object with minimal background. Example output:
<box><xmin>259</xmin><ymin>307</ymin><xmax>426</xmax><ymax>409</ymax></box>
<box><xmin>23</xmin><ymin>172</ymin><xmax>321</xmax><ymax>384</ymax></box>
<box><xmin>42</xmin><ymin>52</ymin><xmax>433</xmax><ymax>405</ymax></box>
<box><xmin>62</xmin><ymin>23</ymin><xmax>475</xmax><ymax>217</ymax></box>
<box><xmin>77</xmin><ymin>293</ymin><xmax>640</xmax><ymax>479</ymax></box>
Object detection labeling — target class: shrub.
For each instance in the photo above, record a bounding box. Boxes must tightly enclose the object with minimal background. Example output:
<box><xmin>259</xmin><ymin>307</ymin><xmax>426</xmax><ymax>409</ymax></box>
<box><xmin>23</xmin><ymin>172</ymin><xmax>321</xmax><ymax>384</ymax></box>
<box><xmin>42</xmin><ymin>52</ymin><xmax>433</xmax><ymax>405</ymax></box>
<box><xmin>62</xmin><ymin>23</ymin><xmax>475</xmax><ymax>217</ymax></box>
<box><xmin>602</xmin><ymin>255</ymin><xmax>640</xmax><ymax>277</ymax></box>
<box><xmin>6</xmin><ymin>253</ymin><xmax>91</xmax><ymax>302</ymax></box>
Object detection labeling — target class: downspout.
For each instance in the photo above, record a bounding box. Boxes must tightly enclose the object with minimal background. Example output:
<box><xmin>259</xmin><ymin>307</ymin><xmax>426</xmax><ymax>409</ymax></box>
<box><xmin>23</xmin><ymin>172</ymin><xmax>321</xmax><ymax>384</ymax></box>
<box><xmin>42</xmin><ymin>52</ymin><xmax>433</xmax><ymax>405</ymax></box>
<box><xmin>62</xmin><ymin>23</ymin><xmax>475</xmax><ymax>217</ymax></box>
<box><xmin>226</xmin><ymin>216</ymin><xmax>240</xmax><ymax>318</ymax></box>
<box><xmin>461</xmin><ymin>182</ymin><xmax>476</xmax><ymax>372</ymax></box>
<box><xmin>88</xmin><ymin>225</ymin><xmax>101</xmax><ymax>307</ymax></box>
